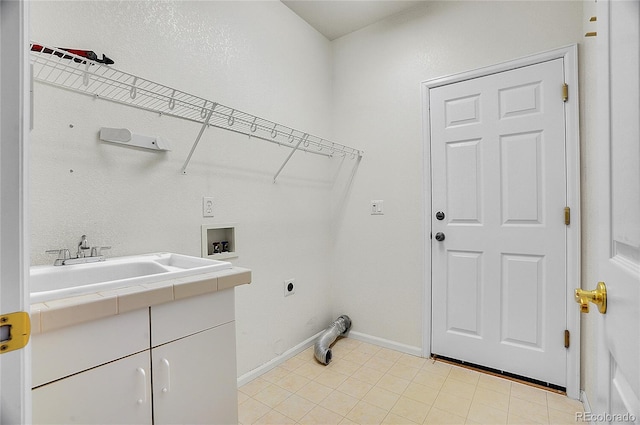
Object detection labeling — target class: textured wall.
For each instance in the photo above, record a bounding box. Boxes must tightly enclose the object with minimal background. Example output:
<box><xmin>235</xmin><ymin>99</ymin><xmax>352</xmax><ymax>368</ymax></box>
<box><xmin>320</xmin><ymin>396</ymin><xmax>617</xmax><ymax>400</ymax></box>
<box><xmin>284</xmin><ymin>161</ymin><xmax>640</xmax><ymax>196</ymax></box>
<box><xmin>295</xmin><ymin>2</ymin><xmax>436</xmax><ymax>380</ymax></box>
<box><xmin>30</xmin><ymin>0</ymin><xmax>339</xmax><ymax>375</ymax></box>
<box><xmin>330</xmin><ymin>0</ymin><xmax>584</xmax><ymax>354</ymax></box>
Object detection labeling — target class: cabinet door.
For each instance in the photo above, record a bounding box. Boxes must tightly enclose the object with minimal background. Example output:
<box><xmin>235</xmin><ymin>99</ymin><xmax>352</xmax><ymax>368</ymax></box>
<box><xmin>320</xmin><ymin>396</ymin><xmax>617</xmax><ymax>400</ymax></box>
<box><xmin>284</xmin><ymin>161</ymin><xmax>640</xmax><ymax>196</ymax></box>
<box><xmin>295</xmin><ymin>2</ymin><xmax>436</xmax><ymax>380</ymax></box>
<box><xmin>32</xmin><ymin>351</ymin><xmax>152</xmax><ymax>424</ymax></box>
<box><xmin>152</xmin><ymin>322</ymin><xmax>238</xmax><ymax>425</ymax></box>
<box><xmin>32</xmin><ymin>308</ymin><xmax>150</xmax><ymax>387</ymax></box>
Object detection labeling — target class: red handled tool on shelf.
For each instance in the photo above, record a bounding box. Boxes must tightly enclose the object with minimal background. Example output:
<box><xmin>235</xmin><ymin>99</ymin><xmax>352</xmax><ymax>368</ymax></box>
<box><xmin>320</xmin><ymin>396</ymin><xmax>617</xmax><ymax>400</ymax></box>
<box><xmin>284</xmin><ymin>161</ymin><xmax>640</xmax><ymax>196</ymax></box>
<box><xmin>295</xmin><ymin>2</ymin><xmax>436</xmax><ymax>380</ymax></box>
<box><xmin>30</xmin><ymin>44</ymin><xmax>114</xmax><ymax>65</ymax></box>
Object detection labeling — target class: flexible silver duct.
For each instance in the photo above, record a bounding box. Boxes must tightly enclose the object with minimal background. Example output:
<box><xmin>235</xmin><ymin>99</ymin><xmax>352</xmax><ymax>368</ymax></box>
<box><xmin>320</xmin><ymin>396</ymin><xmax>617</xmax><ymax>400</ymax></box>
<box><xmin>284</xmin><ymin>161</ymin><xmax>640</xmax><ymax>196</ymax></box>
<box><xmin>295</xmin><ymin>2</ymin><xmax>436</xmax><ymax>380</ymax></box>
<box><xmin>314</xmin><ymin>315</ymin><xmax>352</xmax><ymax>365</ymax></box>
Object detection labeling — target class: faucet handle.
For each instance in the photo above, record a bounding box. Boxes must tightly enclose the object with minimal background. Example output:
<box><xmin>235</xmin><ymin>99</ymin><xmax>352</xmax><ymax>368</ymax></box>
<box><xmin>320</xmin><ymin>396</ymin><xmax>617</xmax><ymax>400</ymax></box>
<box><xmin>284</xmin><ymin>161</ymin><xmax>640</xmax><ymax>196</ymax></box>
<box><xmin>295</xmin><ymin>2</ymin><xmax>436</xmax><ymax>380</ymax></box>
<box><xmin>90</xmin><ymin>246</ymin><xmax>111</xmax><ymax>257</ymax></box>
<box><xmin>46</xmin><ymin>249</ymin><xmax>71</xmax><ymax>265</ymax></box>
<box><xmin>46</xmin><ymin>249</ymin><xmax>71</xmax><ymax>259</ymax></box>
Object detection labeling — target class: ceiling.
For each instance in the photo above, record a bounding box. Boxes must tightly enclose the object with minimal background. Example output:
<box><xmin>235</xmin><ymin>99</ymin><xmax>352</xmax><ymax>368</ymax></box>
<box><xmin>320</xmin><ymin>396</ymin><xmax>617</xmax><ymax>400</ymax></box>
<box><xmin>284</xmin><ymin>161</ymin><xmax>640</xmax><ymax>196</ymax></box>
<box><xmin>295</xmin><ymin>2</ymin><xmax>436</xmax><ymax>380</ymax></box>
<box><xmin>281</xmin><ymin>1</ymin><xmax>428</xmax><ymax>41</ymax></box>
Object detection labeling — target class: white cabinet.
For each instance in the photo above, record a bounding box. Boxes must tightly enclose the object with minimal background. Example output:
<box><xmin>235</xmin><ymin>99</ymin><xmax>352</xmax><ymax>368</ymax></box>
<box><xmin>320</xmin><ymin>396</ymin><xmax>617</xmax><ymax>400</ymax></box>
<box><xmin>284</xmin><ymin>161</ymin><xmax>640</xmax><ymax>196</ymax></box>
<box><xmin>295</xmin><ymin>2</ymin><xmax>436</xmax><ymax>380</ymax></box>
<box><xmin>31</xmin><ymin>308</ymin><xmax>150</xmax><ymax>388</ymax></box>
<box><xmin>152</xmin><ymin>323</ymin><xmax>238</xmax><ymax>424</ymax></box>
<box><xmin>32</xmin><ymin>289</ymin><xmax>238</xmax><ymax>424</ymax></box>
<box><xmin>151</xmin><ymin>289</ymin><xmax>238</xmax><ymax>425</ymax></box>
<box><xmin>32</xmin><ymin>351</ymin><xmax>152</xmax><ymax>425</ymax></box>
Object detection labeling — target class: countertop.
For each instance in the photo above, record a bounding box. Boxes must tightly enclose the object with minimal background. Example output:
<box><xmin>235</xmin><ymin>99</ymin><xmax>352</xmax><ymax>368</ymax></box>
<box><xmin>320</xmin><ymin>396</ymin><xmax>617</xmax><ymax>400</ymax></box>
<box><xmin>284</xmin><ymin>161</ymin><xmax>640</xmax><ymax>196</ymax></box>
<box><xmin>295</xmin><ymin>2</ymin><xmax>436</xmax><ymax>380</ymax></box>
<box><xmin>30</xmin><ymin>267</ymin><xmax>251</xmax><ymax>334</ymax></box>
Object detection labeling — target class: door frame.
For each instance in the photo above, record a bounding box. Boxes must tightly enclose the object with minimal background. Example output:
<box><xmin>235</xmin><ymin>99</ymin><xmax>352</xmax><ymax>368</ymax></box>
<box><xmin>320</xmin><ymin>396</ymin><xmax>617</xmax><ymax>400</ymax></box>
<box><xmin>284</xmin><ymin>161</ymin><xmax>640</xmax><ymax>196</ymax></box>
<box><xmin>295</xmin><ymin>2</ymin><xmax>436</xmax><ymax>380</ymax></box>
<box><xmin>0</xmin><ymin>0</ymin><xmax>31</xmax><ymax>422</ymax></box>
<box><xmin>420</xmin><ymin>45</ymin><xmax>580</xmax><ymax>399</ymax></box>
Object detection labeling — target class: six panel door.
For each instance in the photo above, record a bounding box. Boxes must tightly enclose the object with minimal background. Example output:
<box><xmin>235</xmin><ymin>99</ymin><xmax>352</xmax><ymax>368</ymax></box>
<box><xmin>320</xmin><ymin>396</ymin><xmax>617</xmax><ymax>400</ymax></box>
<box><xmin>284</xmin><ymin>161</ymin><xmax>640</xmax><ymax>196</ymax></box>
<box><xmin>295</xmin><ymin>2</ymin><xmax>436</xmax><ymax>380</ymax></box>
<box><xmin>430</xmin><ymin>58</ymin><xmax>568</xmax><ymax>386</ymax></box>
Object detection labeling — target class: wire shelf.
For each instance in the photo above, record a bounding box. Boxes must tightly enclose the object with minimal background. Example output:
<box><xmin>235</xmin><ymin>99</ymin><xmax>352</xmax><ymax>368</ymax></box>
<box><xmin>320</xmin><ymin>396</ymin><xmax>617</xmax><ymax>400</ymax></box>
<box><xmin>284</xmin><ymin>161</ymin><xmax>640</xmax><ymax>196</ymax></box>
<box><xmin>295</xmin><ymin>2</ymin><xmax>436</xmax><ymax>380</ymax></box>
<box><xmin>30</xmin><ymin>43</ymin><xmax>362</xmax><ymax>178</ymax></box>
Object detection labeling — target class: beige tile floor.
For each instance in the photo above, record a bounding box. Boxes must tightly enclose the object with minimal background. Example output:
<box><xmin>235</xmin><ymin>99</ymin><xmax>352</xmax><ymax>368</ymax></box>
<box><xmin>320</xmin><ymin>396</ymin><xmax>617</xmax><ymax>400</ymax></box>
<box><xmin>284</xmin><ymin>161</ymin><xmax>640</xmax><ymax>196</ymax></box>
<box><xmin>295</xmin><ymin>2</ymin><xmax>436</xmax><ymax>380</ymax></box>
<box><xmin>238</xmin><ymin>338</ymin><xmax>584</xmax><ymax>425</ymax></box>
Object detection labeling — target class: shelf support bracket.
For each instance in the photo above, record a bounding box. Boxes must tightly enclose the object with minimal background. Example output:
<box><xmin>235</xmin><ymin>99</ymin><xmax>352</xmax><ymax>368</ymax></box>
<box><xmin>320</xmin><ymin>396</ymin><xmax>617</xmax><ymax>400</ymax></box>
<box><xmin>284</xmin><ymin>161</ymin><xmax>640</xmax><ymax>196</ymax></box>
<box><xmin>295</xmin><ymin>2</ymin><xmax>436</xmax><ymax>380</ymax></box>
<box><xmin>181</xmin><ymin>108</ymin><xmax>214</xmax><ymax>174</ymax></box>
<box><xmin>273</xmin><ymin>133</ymin><xmax>307</xmax><ymax>183</ymax></box>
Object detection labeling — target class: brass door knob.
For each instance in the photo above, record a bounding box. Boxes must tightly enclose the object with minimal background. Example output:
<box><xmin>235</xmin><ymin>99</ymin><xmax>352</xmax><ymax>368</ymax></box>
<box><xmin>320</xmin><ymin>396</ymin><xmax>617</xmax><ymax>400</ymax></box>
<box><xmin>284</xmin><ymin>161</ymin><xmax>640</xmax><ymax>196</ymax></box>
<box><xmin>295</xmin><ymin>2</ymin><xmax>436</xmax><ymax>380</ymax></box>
<box><xmin>575</xmin><ymin>281</ymin><xmax>607</xmax><ymax>314</ymax></box>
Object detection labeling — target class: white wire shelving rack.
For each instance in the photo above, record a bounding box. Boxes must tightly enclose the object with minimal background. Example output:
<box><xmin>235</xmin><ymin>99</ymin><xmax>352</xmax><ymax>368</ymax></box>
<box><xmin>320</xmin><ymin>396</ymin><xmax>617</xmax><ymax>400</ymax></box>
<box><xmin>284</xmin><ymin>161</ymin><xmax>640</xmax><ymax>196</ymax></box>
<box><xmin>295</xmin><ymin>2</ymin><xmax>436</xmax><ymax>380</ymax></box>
<box><xmin>29</xmin><ymin>43</ymin><xmax>363</xmax><ymax>181</ymax></box>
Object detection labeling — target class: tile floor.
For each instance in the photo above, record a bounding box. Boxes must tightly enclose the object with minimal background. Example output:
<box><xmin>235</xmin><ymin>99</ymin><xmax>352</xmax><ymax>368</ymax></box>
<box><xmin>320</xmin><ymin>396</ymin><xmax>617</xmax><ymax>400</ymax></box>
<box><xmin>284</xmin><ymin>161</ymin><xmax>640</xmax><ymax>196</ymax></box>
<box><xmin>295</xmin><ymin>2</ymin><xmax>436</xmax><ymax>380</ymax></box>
<box><xmin>238</xmin><ymin>338</ymin><xmax>584</xmax><ymax>425</ymax></box>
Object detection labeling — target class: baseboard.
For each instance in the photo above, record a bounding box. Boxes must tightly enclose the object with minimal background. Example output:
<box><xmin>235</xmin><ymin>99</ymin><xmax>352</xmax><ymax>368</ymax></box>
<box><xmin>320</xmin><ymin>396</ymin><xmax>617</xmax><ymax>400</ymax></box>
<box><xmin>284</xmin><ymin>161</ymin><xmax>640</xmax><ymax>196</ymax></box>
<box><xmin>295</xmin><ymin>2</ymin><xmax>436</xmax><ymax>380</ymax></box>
<box><xmin>580</xmin><ymin>390</ymin><xmax>594</xmax><ymax>425</ymax></box>
<box><xmin>346</xmin><ymin>331</ymin><xmax>423</xmax><ymax>357</ymax></box>
<box><xmin>237</xmin><ymin>330</ymin><xmax>424</xmax><ymax>386</ymax></box>
<box><xmin>237</xmin><ymin>330</ymin><xmax>323</xmax><ymax>387</ymax></box>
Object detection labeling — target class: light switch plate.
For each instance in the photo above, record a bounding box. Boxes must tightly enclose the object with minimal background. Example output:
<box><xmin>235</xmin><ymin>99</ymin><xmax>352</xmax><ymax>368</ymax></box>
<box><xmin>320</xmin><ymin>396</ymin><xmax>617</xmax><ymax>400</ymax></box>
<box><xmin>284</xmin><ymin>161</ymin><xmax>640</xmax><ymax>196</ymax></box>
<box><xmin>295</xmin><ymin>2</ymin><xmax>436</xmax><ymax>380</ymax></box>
<box><xmin>371</xmin><ymin>200</ymin><xmax>384</xmax><ymax>215</ymax></box>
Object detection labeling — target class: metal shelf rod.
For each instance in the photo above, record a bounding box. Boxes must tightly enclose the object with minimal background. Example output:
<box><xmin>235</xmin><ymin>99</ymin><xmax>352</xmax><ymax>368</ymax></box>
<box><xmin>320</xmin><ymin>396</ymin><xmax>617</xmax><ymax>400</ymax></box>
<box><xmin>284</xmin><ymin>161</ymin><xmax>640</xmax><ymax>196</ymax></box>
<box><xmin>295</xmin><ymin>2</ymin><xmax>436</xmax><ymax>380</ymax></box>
<box><xmin>30</xmin><ymin>42</ymin><xmax>363</xmax><ymax>178</ymax></box>
<box><xmin>273</xmin><ymin>134</ymin><xmax>307</xmax><ymax>183</ymax></box>
<box><xmin>181</xmin><ymin>108</ymin><xmax>214</xmax><ymax>174</ymax></box>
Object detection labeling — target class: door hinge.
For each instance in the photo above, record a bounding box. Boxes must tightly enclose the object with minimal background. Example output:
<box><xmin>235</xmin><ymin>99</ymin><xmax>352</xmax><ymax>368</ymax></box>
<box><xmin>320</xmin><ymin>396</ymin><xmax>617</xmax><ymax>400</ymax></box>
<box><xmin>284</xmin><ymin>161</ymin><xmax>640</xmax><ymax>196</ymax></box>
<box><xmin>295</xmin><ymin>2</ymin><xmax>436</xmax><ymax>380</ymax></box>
<box><xmin>564</xmin><ymin>329</ymin><xmax>570</xmax><ymax>348</ymax></box>
<box><xmin>562</xmin><ymin>83</ymin><xmax>569</xmax><ymax>102</ymax></box>
<box><xmin>564</xmin><ymin>206</ymin><xmax>571</xmax><ymax>225</ymax></box>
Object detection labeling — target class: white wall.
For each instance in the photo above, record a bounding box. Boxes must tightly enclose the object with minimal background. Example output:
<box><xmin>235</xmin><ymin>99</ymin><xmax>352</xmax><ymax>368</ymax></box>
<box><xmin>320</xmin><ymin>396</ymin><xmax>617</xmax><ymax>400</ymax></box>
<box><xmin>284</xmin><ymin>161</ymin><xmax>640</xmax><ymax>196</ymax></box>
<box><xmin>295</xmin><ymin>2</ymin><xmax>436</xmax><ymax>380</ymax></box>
<box><xmin>330</xmin><ymin>0</ymin><xmax>585</xmax><ymax>354</ymax></box>
<box><xmin>31</xmin><ymin>0</ymin><xmax>601</xmax><ymax>396</ymax></box>
<box><xmin>29</xmin><ymin>0</ymin><xmax>340</xmax><ymax>375</ymax></box>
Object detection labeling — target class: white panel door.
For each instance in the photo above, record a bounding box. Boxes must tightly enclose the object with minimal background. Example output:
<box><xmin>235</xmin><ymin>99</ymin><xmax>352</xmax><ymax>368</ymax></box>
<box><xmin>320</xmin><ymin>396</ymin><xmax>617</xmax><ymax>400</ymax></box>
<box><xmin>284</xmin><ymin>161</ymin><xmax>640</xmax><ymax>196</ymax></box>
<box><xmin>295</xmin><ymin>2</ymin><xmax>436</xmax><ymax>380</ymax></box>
<box><xmin>593</xmin><ymin>0</ymin><xmax>640</xmax><ymax>421</ymax></box>
<box><xmin>430</xmin><ymin>59</ymin><xmax>568</xmax><ymax>386</ymax></box>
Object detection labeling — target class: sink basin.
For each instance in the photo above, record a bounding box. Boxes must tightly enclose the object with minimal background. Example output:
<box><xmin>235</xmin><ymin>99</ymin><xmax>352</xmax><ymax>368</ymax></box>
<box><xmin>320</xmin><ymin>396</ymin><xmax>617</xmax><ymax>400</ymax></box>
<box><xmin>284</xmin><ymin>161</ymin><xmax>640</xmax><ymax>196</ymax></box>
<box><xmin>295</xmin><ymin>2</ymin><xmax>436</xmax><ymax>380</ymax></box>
<box><xmin>30</xmin><ymin>252</ymin><xmax>232</xmax><ymax>304</ymax></box>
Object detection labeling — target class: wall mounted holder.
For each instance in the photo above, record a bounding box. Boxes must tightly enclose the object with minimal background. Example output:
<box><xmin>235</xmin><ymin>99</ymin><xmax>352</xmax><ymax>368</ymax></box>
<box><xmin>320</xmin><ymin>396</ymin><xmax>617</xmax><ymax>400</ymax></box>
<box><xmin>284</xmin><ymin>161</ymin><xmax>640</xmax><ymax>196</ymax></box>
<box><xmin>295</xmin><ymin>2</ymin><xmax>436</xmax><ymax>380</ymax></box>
<box><xmin>30</xmin><ymin>42</ymin><xmax>363</xmax><ymax>181</ymax></box>
<box><xmin>99</xmin><ymin>127</ymin><xmax>171</xmax><ymax>151</ymax></box>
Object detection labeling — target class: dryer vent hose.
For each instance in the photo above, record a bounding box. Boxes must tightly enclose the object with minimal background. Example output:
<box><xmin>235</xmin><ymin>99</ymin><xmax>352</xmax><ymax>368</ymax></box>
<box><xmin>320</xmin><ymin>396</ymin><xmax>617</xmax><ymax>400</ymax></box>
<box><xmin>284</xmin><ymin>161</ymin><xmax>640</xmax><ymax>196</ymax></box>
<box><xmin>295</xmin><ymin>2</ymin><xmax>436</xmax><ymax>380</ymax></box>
<box><xmin>314</xmin><ymin>315</ymin><xmax>352</xmax><ymax>365</ymax></box>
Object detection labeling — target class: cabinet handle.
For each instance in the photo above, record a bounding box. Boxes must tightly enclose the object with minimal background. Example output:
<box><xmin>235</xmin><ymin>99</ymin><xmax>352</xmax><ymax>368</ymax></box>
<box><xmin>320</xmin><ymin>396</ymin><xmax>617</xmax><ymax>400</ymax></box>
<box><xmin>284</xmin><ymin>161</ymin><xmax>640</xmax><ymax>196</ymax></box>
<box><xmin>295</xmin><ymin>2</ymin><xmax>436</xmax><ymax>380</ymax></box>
<box><xmin>136</xmin><ymin>367</ymin><xmax>147</xmax><ymax>405</ymax></box>
<box><xmin>161</xmin><ymin>358</ymin><xmax>171</xmax><ymax>393</ymax></box>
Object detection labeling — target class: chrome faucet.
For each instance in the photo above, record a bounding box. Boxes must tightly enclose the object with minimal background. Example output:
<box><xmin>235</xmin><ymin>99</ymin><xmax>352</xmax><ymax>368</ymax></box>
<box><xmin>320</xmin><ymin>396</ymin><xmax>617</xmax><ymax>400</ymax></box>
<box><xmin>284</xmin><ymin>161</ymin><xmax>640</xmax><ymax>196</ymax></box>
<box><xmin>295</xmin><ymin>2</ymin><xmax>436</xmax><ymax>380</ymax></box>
<box><xmin>47</xmin><ymin>235</ymin><xmax>111</xmax><ymax>266</ymax></box>
<box><xmin>77</xmin><ymin>234</ymin><xmax>90</xmax><ymax>258</ymax></box>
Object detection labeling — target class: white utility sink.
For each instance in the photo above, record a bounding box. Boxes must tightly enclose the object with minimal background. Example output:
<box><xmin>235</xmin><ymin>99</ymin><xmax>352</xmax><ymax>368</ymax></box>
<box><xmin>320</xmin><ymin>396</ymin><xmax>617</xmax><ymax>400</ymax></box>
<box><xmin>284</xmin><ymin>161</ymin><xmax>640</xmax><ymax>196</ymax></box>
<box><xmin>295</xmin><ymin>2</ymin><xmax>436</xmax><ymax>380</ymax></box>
<box><xmin>30</xmin><ymin>252</ymin><xmax>232</xmax><ymax>304</ymax></box>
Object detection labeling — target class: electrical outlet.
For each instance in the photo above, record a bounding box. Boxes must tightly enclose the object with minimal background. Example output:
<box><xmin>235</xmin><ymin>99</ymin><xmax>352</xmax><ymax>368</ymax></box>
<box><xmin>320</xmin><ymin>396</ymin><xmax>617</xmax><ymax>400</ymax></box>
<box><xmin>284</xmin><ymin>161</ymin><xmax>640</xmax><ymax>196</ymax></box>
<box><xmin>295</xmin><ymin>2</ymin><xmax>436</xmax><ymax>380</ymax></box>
<box><xmin>284</xmin><ymin>279</ymin><xmax>295</xmax><ymax>297</ymax></box>
<box><xmin>203</xmin><ymin>197</ymin><xmax>214</xmax><ymax>217</ymax></box>
<box><xmin>371</xmin><ymin>200</ymin><xmax>384</xmax><ymax>215</ymax></box>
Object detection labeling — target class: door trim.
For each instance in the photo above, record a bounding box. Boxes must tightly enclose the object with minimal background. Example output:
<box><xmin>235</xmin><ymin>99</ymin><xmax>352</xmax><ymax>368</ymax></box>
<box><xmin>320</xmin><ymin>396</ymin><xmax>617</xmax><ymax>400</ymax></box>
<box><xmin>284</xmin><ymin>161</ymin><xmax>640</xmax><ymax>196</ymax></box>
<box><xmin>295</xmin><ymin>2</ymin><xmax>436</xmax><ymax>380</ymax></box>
<box><xmin>0</xmin><ymin>0</ymin><xmax>31</xmax><ymax>422</ymax></box>
<box><xmin>420</xmin><ymin>45</ymin><xmax>580</xmax><ymax>399</ymax></box>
